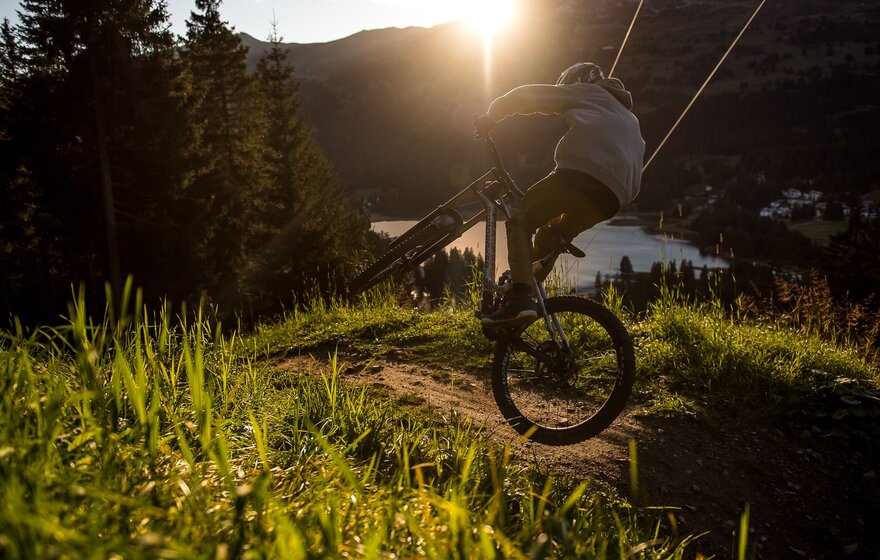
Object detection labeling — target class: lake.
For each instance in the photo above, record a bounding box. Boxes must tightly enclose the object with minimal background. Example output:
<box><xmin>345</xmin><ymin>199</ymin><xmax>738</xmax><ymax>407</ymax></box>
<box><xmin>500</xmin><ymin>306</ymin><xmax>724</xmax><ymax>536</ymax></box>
<box><xmin>372</xmin><ymin>216</ymin><xmax>726</xmax><ymax>290</ymax></box>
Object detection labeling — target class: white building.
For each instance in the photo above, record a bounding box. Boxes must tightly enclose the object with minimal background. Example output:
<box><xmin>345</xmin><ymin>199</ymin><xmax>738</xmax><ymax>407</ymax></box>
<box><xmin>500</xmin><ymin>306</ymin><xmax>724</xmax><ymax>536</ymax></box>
<box><xmin>782</xmin><ymin>188</ymin><xmax>802</xmax><ymax>200</ymax></box>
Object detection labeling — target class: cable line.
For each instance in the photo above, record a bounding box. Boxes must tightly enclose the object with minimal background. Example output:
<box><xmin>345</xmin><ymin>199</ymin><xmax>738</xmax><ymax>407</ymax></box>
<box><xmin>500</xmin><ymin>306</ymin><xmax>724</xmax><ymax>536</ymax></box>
<box><xmin>643</xmin><ymin>0</ymin><xmax>768</xmax><ymax>171</ymax></box>
<box><xmin>609</xmin><ymin>0</ymin><xmax>644</xmax><ymax>78</ymax></box>
<box><xmin>580</xmin><ymin>0</ymin><xmax>645</xmax><ymax>255</ymax></box>
<box><xmin>582</xmin><ymin>0</ymin><xmax>767</xmax><ymax>258</ymax></box>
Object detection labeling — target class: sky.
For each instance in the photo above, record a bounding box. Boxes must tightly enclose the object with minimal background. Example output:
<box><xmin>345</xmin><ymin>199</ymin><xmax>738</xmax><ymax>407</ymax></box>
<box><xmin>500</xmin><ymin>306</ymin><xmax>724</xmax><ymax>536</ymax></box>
<box><xmin>0</xmin><ymin>0</ymin><xmax>497</xmax><ymax>44</ymax></box>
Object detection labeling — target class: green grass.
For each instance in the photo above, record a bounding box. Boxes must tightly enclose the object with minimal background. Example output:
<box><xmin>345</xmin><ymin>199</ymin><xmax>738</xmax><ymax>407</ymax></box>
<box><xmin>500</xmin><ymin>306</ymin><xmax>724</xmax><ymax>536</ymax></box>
<box><xmin>0</xmin><ymin>282</ymin><xmax>697</xmax><ymax>559</ymax></box>
<box><xmin>250</xmin><ymin>285</ymin><xmax>494</xmax><ymax>370</ymax></box>
<box><xmin>632</xmin><ymin>287</ymin><xmax>878</xmax><ymax>419</ymax></box>
<box><xmin>3</xmin><ymin>277</ymin><xmax>877</xmax><ymax>558</ymax></box>
<box><xmin>252</xmin><ymin>283</ymin><xmax>879</xmax><ymax>421</ymax></box>
<box><xmin>786</xmin><ymin>219</ymin><xmax>848</xmax><ymax>246</ymax></box>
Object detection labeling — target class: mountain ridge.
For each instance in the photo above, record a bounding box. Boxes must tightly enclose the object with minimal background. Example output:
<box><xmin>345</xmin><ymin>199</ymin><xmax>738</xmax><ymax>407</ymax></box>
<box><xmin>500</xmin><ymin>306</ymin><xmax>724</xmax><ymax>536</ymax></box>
<box><xmin>240</xmin><ymin>0</ymin><xmax>879</xmax><ymax>216</ymax></box>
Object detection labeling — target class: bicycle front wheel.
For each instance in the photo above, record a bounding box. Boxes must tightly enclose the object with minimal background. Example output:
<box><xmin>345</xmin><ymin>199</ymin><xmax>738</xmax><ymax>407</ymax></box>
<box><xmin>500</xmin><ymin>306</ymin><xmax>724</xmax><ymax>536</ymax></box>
<box><xmin>491</xmin><ymin>296</ymin><xmax>635</xmax><ymax>445</ymax></box>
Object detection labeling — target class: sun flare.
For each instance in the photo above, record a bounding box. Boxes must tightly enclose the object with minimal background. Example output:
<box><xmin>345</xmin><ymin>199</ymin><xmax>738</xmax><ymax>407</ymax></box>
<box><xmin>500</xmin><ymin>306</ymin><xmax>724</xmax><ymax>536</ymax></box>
<box><xmin>460</xmin><ymin>0</ymin><xmax>517</xmax><ymax>37</ymax></box>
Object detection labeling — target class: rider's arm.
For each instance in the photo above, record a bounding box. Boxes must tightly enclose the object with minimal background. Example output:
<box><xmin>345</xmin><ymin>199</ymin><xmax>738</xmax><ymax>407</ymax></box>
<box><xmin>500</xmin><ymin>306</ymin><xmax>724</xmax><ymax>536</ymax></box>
<box><xmin>485</xmin><ymin>84</ymin><xmax>583</xmax><ymax>125</ymax></box>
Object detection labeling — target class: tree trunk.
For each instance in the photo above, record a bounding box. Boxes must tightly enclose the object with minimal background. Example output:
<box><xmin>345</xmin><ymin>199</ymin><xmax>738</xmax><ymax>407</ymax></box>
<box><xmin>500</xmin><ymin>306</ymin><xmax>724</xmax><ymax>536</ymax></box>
<box><xmin>91</xmin><ymin>55</ymin><xmax>122</xmax><ymax>298</ymax></box>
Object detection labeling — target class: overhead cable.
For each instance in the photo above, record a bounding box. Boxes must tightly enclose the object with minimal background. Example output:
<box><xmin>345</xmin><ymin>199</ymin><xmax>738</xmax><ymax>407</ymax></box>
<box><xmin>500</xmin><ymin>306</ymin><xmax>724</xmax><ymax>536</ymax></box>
<box><xmin>643</xmin><ymin>0</ymin><xmax>769</xmax><ymax>171</ymax></box>
<box><xmin>608</xmin><ymin>0</ymin><xmax>644</xmax><ymax>78</ymax></box>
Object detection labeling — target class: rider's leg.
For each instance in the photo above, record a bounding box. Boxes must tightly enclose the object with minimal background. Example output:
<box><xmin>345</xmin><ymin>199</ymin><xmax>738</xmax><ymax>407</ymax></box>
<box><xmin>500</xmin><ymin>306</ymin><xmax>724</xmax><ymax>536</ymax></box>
<box><xmin>505</xmin><ymin>175</ymin><xmax>575</xmax><ymax>286</ymax></box>
<box><xmin>532</xmin><ymin>176</ymin><xmax>620</xmax><ymax>282</ymax></box>
<box><xmin>482</xmin><ymin>175</ymin><xmax>572</xmax><ymax>326</ymax></box>
<box><xmin>484</xmin><ymin>171</ymin><xmax>616</xmax><ymax>326</ymax></box>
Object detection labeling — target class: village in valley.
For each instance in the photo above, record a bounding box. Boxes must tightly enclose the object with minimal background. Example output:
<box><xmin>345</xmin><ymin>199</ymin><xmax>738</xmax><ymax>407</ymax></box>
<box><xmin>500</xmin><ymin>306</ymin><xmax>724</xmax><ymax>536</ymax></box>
<box><xmin>757</xmin><ymin>179</ymin><xmax>879</xmax><ymax>222</ymax></box>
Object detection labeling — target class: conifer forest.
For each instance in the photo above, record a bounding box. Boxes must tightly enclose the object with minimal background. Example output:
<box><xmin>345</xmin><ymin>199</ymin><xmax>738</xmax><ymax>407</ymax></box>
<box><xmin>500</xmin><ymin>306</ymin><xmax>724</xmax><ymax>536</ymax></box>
<box><xmin>0</xmin><ymin>0</ymin><xmax>368</xmax><ymax>325</ymax></box>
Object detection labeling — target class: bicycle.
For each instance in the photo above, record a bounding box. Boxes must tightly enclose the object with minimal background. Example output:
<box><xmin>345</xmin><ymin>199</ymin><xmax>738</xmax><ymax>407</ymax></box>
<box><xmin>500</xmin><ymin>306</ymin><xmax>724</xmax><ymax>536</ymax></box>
<box><xmin>350</xmin><ymin>136</ymin><xmax>635</xmax><ymax>445</ymax></box>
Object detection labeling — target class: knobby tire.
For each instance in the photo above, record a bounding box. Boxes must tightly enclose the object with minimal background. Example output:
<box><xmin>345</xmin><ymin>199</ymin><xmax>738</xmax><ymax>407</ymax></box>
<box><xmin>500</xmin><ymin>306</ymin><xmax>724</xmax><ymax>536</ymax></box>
<box><xmin>491</xmin><ymin>296</ymin><xmax>635</xmax><ymax>445</ymax></box>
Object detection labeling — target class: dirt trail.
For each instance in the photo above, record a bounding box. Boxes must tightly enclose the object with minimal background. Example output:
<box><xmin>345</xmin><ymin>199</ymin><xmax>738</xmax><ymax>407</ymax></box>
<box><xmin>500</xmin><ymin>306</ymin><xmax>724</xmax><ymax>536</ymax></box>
<box><xmin>277</xmin><ymin>352</ymin><xmax>878</xmax><ymax>559</ymax></box>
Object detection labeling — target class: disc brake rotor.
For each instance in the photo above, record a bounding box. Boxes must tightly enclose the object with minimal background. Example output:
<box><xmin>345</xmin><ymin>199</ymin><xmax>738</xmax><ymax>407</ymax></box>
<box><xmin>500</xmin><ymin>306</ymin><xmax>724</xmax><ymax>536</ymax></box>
<box><xmin>534</xmin><ymin>341</ymin><xmax>575</xmax><ymax>385</ymax></box>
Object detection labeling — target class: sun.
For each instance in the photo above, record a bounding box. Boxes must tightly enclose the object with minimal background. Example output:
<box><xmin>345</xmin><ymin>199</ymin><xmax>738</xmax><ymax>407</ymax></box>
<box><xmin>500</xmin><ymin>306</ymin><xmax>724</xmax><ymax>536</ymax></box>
<box><xmin>460</xmin><ymin>0</ymin><xmax>517</xmax><ymax>37</ymax></box>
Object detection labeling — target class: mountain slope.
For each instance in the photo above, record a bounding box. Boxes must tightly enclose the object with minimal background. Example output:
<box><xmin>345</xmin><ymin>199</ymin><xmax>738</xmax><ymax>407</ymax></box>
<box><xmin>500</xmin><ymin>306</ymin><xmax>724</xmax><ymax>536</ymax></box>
<box><xmin>241</xmin><ymin>0</ymin><xmax>879</xmax><ymax>215</ymax></box>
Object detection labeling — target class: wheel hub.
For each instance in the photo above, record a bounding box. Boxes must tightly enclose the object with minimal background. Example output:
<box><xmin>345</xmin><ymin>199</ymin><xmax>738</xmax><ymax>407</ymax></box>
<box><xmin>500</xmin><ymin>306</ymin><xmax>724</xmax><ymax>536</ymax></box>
<box><xmin>535</xmin><ymin>341</ymin><xmax>577</xmax><ymax>384</ymax></box>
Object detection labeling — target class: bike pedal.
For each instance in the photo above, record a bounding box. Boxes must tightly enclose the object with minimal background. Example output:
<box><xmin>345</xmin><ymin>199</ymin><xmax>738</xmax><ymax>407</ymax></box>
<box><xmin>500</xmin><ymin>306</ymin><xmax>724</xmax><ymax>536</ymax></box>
<box><xmin>546</xmin><ymin>224</ymin><xmax>586</xmax><ymax>258</ymax></box>
<box><xmin>564</xmin><ymin>241</ymin><xmax>586</xmax><ymax>258</ymax></box>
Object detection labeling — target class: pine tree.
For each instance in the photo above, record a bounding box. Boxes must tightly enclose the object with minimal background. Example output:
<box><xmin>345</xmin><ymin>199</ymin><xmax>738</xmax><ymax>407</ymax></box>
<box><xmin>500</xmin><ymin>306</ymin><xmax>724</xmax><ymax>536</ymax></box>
<box><xmin>182</xmin><ymin>0</ymin><xmax>269</xmax><ymax>309</ymax></box>
<box><xmin>0</xmin><ymin>19</ymin><xmax>18</xmax><ymax>106</ymax></box>
<box><xmin>3</xmin><ymin>0</ymin><xmax>186</xmax><ymax>321</ymax></box>
<box><xmin>423</xmin><ymin>250</ymin><xmax>449</xmax><ymax>299</ymax></box>
<box><xmin>0</xmin><ymin>18</ymin><xmax>24</xmax><ymax>318</ymax></box>
<box><xmin>243</xmin><ymin>22</ymin><xmax>368</xmax><ymax>313</ymax></box>
<box><xmin>255</xmin><ymin>23</ymin><xmax>300</xmax><ymax>210</ymax></box>
<box><xmin>0</xmin><ymin>18</ymin><xmax>20</xmax><ymax>173</ymax></box>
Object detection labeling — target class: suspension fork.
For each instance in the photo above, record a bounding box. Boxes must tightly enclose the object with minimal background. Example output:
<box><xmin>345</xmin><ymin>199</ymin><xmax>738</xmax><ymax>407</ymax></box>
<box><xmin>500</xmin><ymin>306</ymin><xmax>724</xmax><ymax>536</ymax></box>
<box><xmin>534</xmin><ymin>282</ymin><xmax>573</xmax><ymax>355</ymax></box>
<box><xmin>503</xmin><ymin>283</ymin><xmax>572</xmax><ymax>368</ymax></box>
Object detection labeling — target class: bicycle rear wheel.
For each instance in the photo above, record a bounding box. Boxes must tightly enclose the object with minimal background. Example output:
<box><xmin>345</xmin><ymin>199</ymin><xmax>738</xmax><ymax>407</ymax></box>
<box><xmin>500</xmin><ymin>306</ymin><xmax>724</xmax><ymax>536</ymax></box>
<box><xmin>350</xmin><ymin>209</ymin><xmax>465</xmax><ymax>295</ymax></box>
<box><xmin>491</xmin><ymin>296</ymin><xmax>634</xmax><ymax>445</ymax></box>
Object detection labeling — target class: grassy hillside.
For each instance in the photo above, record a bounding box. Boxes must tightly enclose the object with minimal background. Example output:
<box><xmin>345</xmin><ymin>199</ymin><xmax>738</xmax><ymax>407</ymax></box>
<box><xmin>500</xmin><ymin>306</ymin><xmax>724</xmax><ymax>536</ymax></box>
<box><xmin>2</xmin><ymin>281</ymin><xmax>877</xmax><ymax>557</ymax></box>
<box><xmin>0</xmin><ymin>287</ymin><xmax>689</xmax><ymax>559</ymax></box>
<box><xmin>256</xmin><ymin>285</ymin><xmax>878</xmax><ymax>422</ymax></box>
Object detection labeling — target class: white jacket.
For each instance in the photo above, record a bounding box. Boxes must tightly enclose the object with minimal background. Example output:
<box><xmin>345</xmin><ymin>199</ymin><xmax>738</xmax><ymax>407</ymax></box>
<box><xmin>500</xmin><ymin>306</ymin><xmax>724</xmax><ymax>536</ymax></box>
<box><xmin>486</xmin><ymin>79</ymin><xmax>645</xmax><ymax>207</ymax></box>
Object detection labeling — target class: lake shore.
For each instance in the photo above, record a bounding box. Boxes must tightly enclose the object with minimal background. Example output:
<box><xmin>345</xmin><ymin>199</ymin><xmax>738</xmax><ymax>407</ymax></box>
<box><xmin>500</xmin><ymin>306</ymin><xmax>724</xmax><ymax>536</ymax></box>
<box><xmin>372</xmin><ymin>213</ymin><xmax>726</xmax><ymax>289</ymax></box>
<box><xmin>370</xmin><ymin>211</ymin><xmax>705</xmax><ymax>253</ymax></box>
<box><xmin>609</xmin><ymin>212</ymin><xmax>702</xmax><ymax>243</ymax></box>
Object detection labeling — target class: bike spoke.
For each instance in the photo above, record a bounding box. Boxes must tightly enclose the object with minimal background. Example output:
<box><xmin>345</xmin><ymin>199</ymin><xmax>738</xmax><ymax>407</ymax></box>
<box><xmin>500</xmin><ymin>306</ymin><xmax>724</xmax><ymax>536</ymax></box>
<box><xmin>499</xmin><ymin>305</ymin><xmax>624</xmax><ymax>431</ymax></box>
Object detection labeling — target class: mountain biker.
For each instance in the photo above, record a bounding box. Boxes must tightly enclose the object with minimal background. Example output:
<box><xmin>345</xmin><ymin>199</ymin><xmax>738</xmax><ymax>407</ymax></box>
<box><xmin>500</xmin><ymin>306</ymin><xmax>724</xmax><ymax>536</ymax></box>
<box><xmin>473</xmin><ymin>62</ymin><xmax>645</xmax><ymax>327</ymax></box>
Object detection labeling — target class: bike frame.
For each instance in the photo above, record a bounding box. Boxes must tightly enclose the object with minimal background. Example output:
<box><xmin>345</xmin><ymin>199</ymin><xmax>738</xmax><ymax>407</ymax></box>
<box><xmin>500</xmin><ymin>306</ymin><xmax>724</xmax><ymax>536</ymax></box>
<box><xmin>353</xmin><ymin>136</ymin><xmax>634</xmax><ymax>444</ymax></box>
<box><xmin>418</xmin><ymin>137</ymin><xmax>576</xmax><ymax>362</ymax></box>
<box><xmin>394</xmin><ymin>138</ymin><xmax>522</xmax><ymax>308</ymax></box>
<box><xmin>376</xmin><ymin>135</ymin><xmax>577</xmax><ymax>366</ymax></box>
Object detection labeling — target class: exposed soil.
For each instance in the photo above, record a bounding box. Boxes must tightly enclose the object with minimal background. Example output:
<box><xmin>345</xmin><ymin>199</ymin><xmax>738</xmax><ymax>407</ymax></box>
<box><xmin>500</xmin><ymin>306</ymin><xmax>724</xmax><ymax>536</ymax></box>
<box><xmin>276</xmin><ymin>351</ymin><xmax>879</xmax><ymax>559</ymax></box>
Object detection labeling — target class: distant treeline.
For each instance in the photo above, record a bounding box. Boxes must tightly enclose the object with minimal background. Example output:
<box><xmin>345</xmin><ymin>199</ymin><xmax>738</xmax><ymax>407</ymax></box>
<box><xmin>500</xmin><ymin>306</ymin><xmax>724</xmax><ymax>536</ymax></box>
<box><xmin>0</xmin><ymin>0</ymin><xmax>368</xmax><ymax>326</ymax></box>
<box><xmin>596</xmin><ymin>258</ymin><xmax>772</xmax><ymax>313</ymax></box>
<box><xmin>622</xmin><ymin>208</ymin><xmax>880</xmax><ymax>309</ymax></box>
<box><xmin>411</xmin><ymin>208</ymin><xmax>879</xmax><ymax>317</ymax></box>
